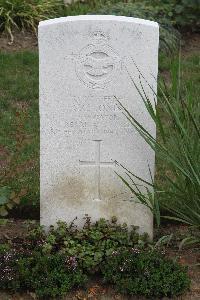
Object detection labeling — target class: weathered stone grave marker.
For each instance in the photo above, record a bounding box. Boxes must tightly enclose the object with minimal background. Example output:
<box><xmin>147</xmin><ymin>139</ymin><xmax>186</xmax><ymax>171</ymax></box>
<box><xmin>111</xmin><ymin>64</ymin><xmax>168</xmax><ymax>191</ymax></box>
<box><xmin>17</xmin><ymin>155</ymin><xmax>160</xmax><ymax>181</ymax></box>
<box><xmin>39</xmin><ymin>15</ymin><xmax>159</xmax><ymax>238</ymax></box>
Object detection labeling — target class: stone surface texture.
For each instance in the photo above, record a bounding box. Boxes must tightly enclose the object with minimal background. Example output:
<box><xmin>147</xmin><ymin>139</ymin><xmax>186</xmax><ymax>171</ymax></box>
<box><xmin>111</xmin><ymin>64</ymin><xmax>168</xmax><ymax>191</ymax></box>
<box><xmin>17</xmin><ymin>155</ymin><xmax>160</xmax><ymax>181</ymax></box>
<box><xmin>39</xmin><ymin>15</ymin><xmax>159</xmax><ymax>238</ymax></box>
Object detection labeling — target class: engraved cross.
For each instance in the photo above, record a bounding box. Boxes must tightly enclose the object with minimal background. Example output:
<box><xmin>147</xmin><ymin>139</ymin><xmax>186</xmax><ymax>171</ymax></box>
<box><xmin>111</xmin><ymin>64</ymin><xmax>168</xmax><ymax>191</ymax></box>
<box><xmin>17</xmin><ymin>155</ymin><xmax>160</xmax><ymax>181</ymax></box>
<box><xmin>79</xmin><ymin>140</ymin><xmax>115</xmax><ymax>201</ymax></box>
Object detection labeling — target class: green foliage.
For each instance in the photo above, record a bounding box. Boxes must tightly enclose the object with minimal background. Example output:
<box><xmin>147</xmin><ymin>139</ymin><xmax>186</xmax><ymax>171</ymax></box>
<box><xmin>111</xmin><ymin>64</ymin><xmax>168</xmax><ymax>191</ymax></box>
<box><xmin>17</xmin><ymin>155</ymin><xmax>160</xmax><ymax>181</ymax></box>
<box><xmin>154</xmin><ymin>225</ymin><xmax>200</xmax><ymax>251</ymax></box>
<box><xmin>0</xmin><ymin>248</ymin><xmax>87</xmax><ymax>297</ymax></box>
<box><xmin>94</xmin><ymin>1</ymin><xmax>180</xmax><ymax>53</ymax></box>
<box><xmin>0</xmin><ymin>186</ymin><xmax>12</xmax><ymax>216</ymax></box>
<box><xmin>116</xmin><ymin>162</ymin><xmax>161</xmax><ymax>227</ymax></box>
<box><xmin>0</xmin><ymin>249</ymin><xmax>21</xmax><ymax>291</ymax></box>
<box><xmin>101</xmin><ymin>248</ymin><xmax>190</xmax><ymax>297</ymax></box>
<box><xmin>0</xmin><ymin>0</ymin><xmax>128</xmax><ymax>41</ymax></box>
<box><xmin>0</xmin><ymin>218</ymin><xmax>191</xmax><ymax>297</ymax></box>
<box><xmin>0</xmin><ymin>186</ymin><xmax>27</xmax><ymax>216</ymax></box>
<box><xmin>118</xmin><ymin>55</ymin><xmax>200</xmax><ymax>226</ymax></box>
<box><xmin>179</xmin><ymin>234</ymin><xmax>200</xmax><ymax>250</ymax></box>
<box><xmin>63</xmin><ymin>0</ymin><xmax>122</xmax><ymax>16</ymax></box>
<box><xmin>63</xmin><ymin>0</ymin><xmax>200</xmax><ymax>33</ymax></box>
<box><xmin>0</xmin><ymin>243</ymin><xmax>10</xmax><ymax>254</ymax></box>
<box><xmin>29</xmin><ymin>217</ymin><xmax>150</xmax><ymax>272</ymax></box>
<box><xmin>0</xmin><ymin>0</ymin><xmax>198</xmax><ymax>43</ymax></box>
<box><xmin>0</xmin><ymin>186</ymin><xmax>10</xmax><ymax>205</ymax></box>
<box><xmin>152</xmin><ymin>0</ymin><xmax>200</xmax><ymax>30</ymax></box>
<box><xmin>0</xmin><ymin>0</ymin><xmax>64</xmax><ymax>42</ymax></box>
<box><xmin>18</xmin><ymin>253</ymin><xmax>87</xmax><ymax>298</ymax></box>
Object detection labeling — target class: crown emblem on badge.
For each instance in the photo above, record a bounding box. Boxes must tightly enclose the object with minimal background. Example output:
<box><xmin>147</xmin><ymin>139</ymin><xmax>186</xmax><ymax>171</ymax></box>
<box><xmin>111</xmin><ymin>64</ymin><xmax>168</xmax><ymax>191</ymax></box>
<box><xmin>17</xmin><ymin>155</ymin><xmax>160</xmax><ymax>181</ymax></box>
<box><xmin>91</xmin><ymin>31</ymin><xmax>108</xmax><ymax>43</ymax></box>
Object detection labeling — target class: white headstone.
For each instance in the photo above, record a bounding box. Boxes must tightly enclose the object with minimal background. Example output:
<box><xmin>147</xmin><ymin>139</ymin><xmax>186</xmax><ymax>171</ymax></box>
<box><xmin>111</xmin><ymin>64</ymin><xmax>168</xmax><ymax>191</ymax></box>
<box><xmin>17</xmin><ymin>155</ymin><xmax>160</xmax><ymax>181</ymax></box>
<box><xmin>39</xmin><ymin>15</ymin><xmax>159</xmax><ymax>238</ymax></box>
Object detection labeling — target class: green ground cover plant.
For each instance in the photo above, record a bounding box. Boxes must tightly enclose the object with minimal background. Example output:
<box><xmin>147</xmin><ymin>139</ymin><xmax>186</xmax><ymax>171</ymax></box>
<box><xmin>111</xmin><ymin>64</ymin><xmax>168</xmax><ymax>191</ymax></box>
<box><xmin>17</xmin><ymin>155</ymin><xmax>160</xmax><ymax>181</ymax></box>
<box><xmin>0</xmin><ymin>248</ymin><xmax>87</xmax><ymax>297</ymax></box>
<box><xmin>29</xmin><ymin>216</ymin><xmax>149</xmax><ymax>272</ymax></box>
<box><xmin>18</xmin><ymin>253</ymin><xmax>87</xmax><ymax>298</ymax></box>
<box><xmin>0</xmin><ymin>218</ymin><xmax>190</xmax><ymax>298</ymax></box>
<box><xmin>102</xmin><ymin>248</ymin><xmax>190</xmax><ymax>297</ymax></box>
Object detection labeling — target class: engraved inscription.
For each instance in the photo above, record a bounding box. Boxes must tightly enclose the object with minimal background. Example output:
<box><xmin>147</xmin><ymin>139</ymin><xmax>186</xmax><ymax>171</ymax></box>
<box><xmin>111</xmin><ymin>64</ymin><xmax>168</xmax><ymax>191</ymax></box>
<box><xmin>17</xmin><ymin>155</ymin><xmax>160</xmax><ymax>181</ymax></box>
<box><xmin>79</xmin><ymin>140</ymin><xmax>115</xmax><ymax>201</ymax></box>
<box><xmin>68</xmin><ymin>95</ymin><xmax>120</xmax><ymax>113</ymax></box>
<box><xmin>62</xmin><ymin>94</ymin><xmax>134</xmax><ymax>136</ymax></box>
<box><xmin>76</xmin><ymin>32</ymin><xmax>121</xmax><ymax>89</ymax></box>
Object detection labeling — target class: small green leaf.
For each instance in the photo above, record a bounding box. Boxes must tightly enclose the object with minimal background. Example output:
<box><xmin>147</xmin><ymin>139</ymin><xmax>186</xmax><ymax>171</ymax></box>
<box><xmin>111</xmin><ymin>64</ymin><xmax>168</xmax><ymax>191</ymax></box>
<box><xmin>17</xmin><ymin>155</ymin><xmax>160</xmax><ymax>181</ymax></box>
<box><xmin>6</xmin><ymin>202</ymin><xmax>14</xmax><ymax>209</ymax></box>
<box><xmin>0</xmin><ymin>206</ymin><xmax>8</xmax><ymax>217</ymax></box>
<box><xmin>0</xmin><ymin>186</ymin><xmax>11</xmax><ymax>205</ymax></box>
<box><xmin>0</xmin><ymin>194</ymin><xmax>8</xmax><ymax>205</ymax></box>
<box><xmin>0</xmin><ymin>219</ymin><xmax>8</xmax><ymax>225</ymax></box>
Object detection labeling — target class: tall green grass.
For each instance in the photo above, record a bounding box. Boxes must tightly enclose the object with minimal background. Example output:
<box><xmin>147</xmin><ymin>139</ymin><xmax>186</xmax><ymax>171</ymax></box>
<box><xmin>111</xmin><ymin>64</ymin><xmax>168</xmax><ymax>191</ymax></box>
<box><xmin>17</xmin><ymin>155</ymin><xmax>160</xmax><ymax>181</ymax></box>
<box><xmin>118</xmin><ymin>54</ymin><xmax>200</xmax><ymax>226</ymax></box>
<box><xmin>0</xmin><ymin>0</ymin><xmax>64</xmax><ymax>42</ymax></box>
<box><xmin>0</xmin><ymin>0</ymin><xmax>124</xmax><ymax>43</ymax></box>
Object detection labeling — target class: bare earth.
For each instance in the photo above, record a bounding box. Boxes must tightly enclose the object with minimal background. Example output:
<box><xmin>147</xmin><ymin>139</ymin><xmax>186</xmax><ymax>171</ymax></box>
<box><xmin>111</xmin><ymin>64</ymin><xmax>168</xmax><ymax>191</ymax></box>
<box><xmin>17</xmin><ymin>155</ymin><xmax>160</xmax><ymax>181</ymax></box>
<box><xmin>0</xmin><ymin>31</ymin><xmax>38</xmax><ymax>52</ymax></box>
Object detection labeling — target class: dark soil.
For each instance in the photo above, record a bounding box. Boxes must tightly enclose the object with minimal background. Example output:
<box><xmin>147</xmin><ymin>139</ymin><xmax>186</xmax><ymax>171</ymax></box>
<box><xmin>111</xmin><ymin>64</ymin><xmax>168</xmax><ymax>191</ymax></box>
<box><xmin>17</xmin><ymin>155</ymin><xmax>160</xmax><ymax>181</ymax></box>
<box><xmin>181</xmin><ymin>33</ymin><xmax>200</xmax><ymax>57</ymax></box>
<box><xmin>0</xmin><ymin>220</ymin><xmax>199</xmax><ymax>300</ymax></box>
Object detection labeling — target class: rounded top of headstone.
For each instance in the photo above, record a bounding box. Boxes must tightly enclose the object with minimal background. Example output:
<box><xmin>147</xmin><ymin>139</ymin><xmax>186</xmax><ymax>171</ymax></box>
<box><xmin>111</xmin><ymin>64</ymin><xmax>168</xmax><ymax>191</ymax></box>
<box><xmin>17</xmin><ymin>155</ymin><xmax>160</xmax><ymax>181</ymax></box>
<box><xmin>39</xmin><ymin>15</ymin><xmax>158</xmax><ymax>28</ymax></box>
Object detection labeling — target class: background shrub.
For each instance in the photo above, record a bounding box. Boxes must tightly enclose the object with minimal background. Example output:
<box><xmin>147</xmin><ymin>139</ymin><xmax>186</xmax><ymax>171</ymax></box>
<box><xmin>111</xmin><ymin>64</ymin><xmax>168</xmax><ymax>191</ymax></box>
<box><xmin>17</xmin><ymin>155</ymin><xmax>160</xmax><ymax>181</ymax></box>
<box><xmin>1</xmin><ymin>0</ymin><xmax>198</xmax><ymax>45</ymax></box>
<box><xmin>94</xmin><ymin>1</ymin><xmax>181</xmax><ymax>53</ymax></box>
<box><xmin>101</xmin><ymin>248</ymin><xmax>190</xmax><ymax>297</ymax></box>
<box><xmin>154</xmin><ymin>0</ymin><xmax>200</xmax><ymax>30</ymax></box>
<box><xmin>0</xmin><ymin>0</ymin><xmax>64</xmax><ymax>41</ymax></box>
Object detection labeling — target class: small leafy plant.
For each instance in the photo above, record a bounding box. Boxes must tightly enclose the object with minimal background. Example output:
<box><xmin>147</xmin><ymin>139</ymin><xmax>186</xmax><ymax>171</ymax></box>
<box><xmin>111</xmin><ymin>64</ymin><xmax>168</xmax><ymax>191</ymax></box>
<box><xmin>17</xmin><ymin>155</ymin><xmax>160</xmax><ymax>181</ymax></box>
<box><xmin>17</xmin><ymin>252</ymin><xmax>87</xmax><ymax>298</ymax></box>
<box><xmin>0</xmin><ymin>247</ymin><xmax>87</xmax><ymax>297</ymax></box>
<box><xmin>0</xmin><ymin>217</ymin><xmax>191</xmax><ymax>298</ymax></box>
<box><xmin>0</xmin><ymin>186</ymin><xmax>27</xmax><ymax>216</ymax></box>
<box><xmin>101</xmin><ymin>248</ymin><xmax>190</xmax><ymax>297</ymax></box>
<box><xmin>29</xmin><ymin>216</ymin><xmax>149</xmax><ymax>272</ymax></box>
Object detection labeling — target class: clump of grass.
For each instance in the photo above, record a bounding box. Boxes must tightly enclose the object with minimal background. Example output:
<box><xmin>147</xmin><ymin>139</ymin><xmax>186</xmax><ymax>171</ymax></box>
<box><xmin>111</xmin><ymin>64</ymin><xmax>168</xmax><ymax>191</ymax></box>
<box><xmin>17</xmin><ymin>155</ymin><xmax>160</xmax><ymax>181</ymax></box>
<box><xmin>118</xmin><ymin>54</ymin><xmax>200</xmax><ymax>226</ymax></box>
<box><xmin>0</xmin><ymin>0</ymin><xmax>127</xmax><ymax>43</ymax></box>
<box><xmin>0</xmin><ymin>0</ymin><xmax>64</xmax><ymax>42</ymax></box>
